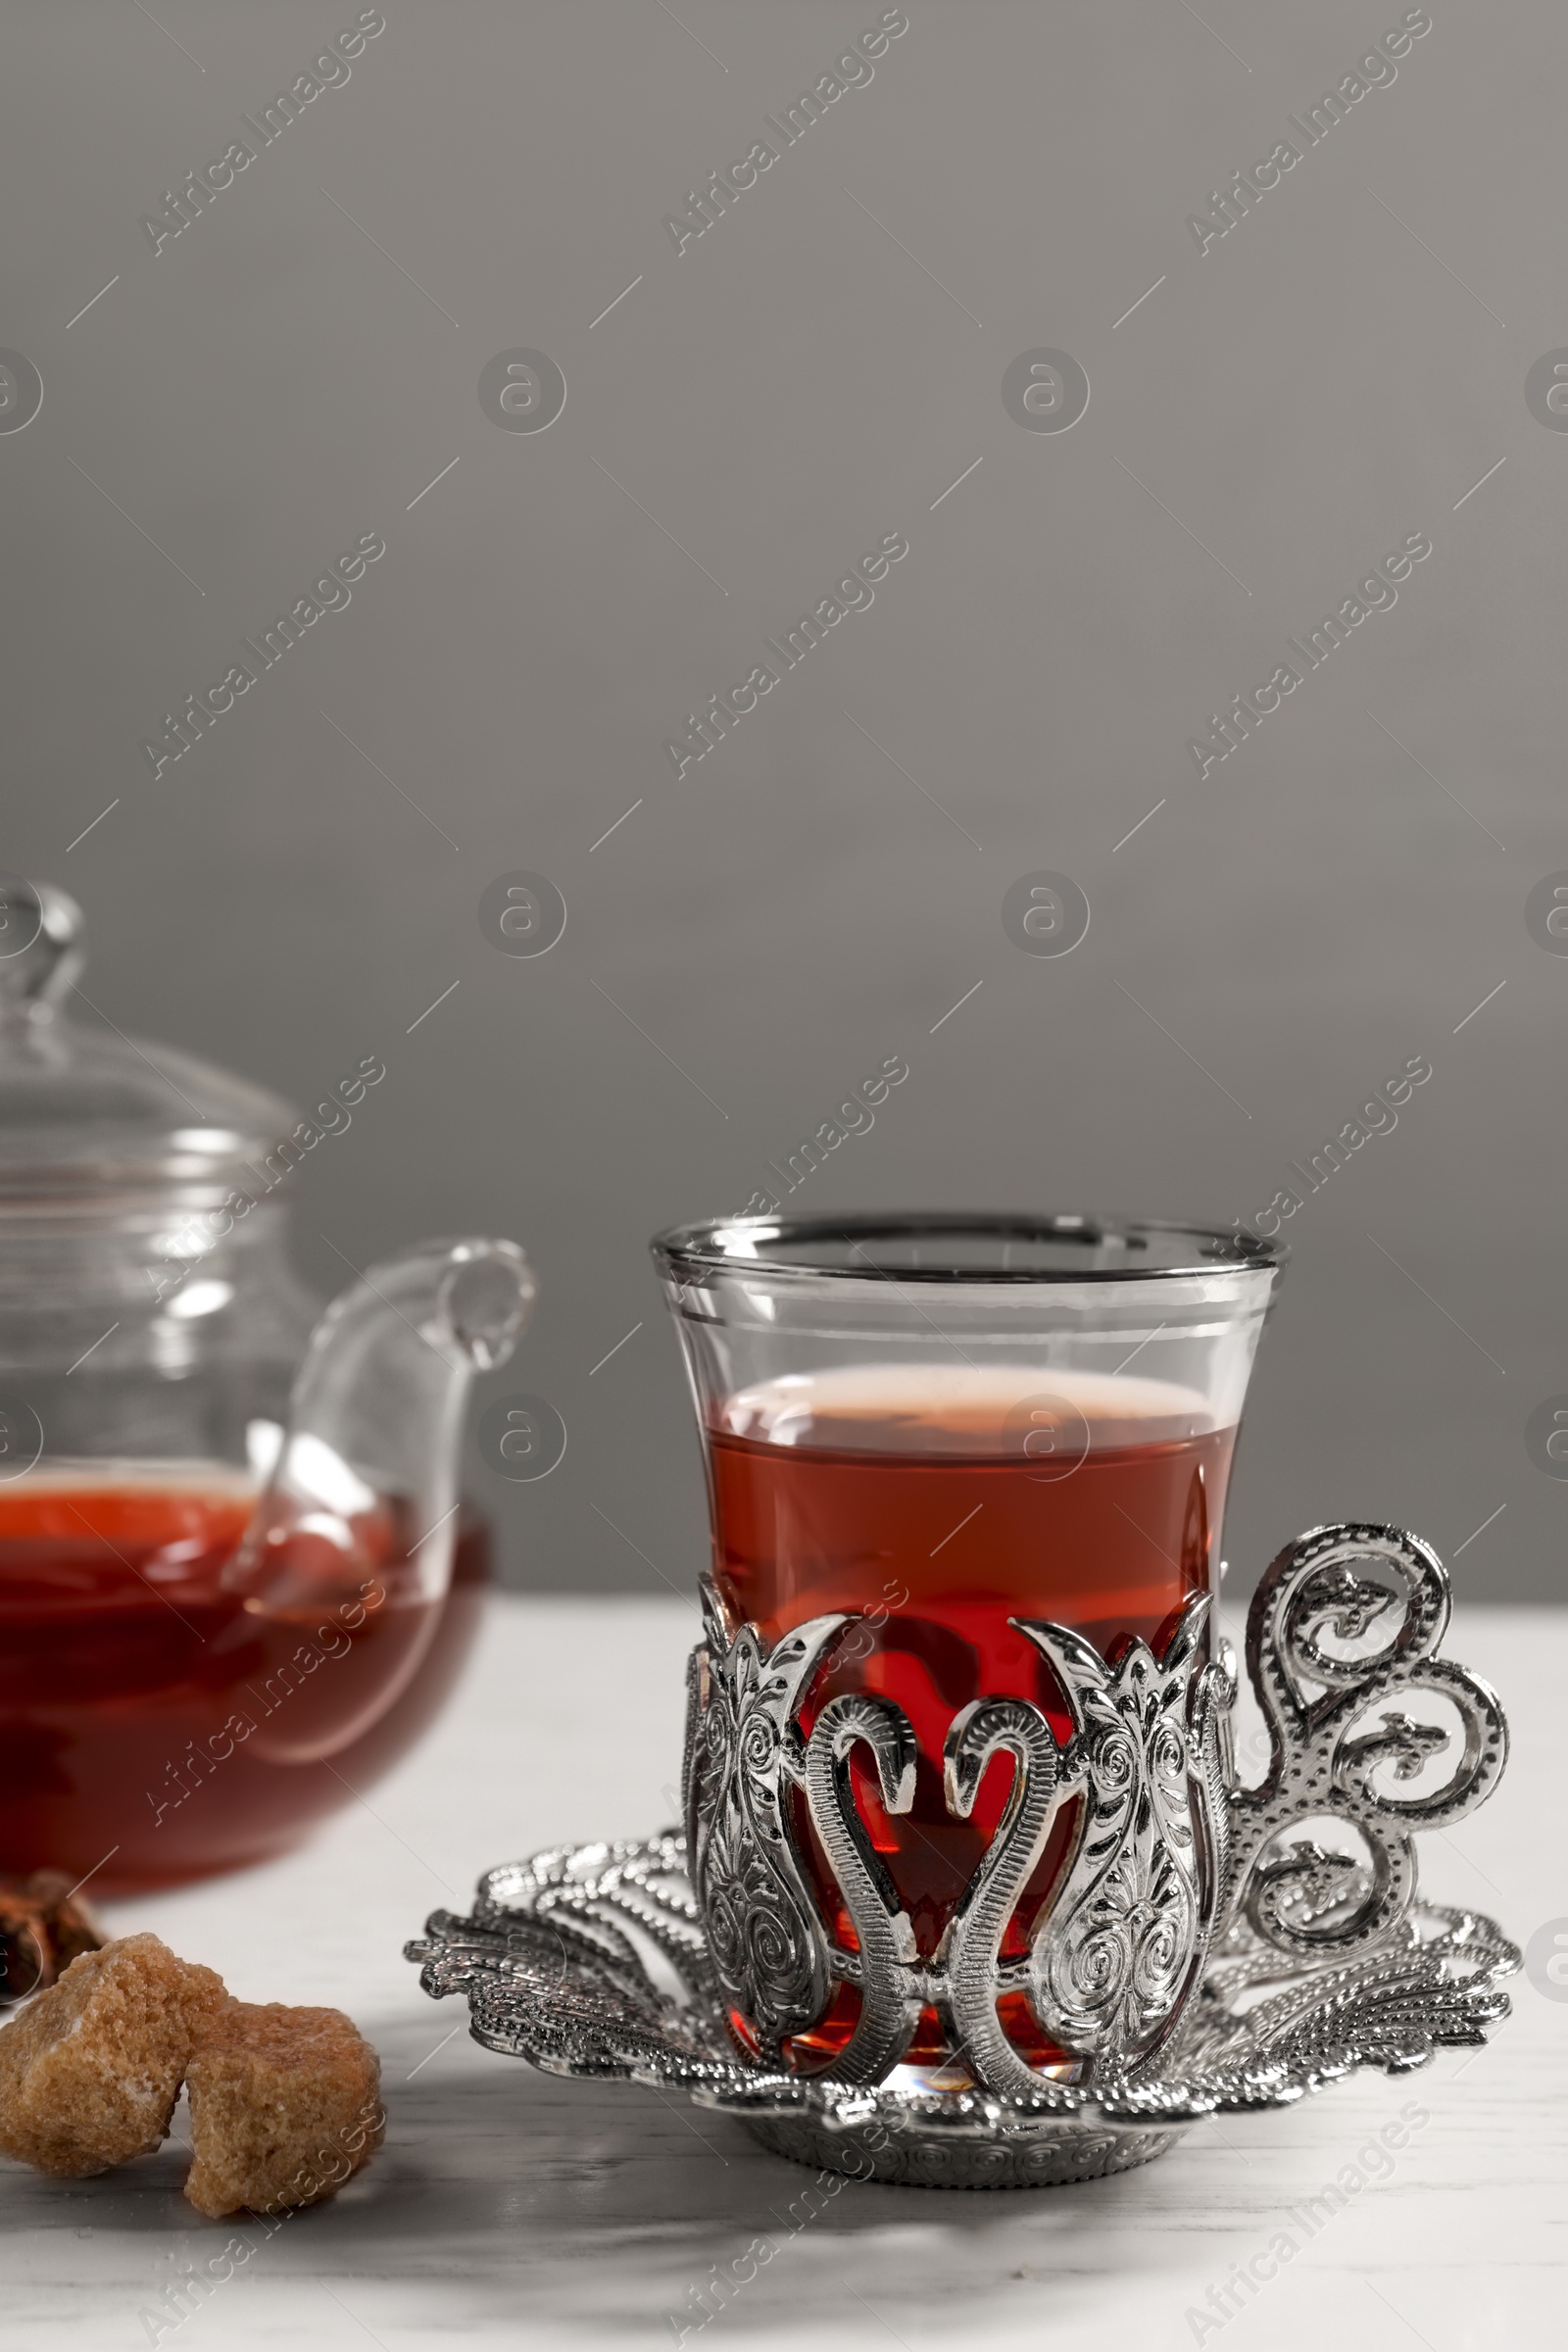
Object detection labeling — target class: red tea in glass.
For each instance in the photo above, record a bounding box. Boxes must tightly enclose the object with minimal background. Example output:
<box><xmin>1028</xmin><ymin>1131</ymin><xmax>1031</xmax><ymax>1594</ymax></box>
<box><xmin>655</xmin><ymin>1215</ymin><xmax>1278</xmax><ymax>2085</ymax></box>
<box><xmin>709</xmin><ymin>1368</ymin><xmax>1235</xmax><ymax>2070</ymax></box>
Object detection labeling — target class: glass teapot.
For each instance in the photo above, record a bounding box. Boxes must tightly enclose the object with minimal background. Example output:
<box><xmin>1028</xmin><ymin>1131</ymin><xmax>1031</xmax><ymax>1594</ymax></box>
<box><xmin>0</xmin><ymin>877</ymin><xmax>533</xmax><ymax>1890</ymax></box>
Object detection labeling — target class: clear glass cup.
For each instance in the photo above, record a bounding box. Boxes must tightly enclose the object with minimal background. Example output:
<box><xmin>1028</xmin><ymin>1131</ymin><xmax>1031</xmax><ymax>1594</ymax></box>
<box><xmin>653</xmin><ymin>1212</ymin><xmax>1283</xmax><ymax>2086</ymax></box>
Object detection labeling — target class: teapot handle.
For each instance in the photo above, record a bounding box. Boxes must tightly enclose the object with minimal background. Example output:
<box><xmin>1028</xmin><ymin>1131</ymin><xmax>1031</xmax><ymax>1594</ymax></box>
<box><xmin>223</xmin><ymin>1237</ymin><xmax>535</xmax><ymax>1760</ymax></box>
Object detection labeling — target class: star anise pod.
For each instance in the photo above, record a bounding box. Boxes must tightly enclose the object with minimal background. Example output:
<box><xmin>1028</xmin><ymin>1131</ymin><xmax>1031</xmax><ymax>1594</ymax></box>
<box><xmin>0</xmin><ymin>1870</ymin><xmax>106</xmax><ymax>2007</ymax></box>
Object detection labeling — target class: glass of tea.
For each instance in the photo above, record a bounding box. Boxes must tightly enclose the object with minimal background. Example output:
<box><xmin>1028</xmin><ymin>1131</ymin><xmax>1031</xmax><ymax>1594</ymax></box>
<box><xmin>653</xmin><ymin>1212</ymin><xmax>1282</xmax><ymax>2091</ymax></box>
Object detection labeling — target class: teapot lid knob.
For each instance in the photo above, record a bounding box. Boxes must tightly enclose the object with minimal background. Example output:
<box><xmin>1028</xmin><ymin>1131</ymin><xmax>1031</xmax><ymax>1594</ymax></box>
<box><xmin>0</xmin><ymin>876</ymin><xmax>83</xmax><ymax>1017</ymax></box>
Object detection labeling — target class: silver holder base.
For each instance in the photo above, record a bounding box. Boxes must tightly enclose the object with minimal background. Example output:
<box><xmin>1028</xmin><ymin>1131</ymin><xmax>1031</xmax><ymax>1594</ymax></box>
<box><xmin>406</xmin><ymin>1832</ymin><xmax>1518</xmax><ymax>2190</ymax></box>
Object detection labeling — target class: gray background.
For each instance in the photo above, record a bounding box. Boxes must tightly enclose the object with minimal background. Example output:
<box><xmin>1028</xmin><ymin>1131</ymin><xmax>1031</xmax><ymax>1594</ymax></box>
<box><xmin>4</xmin><ymin>0</ymin><xmax>1562</xmax><ymax>1604</ymax></box>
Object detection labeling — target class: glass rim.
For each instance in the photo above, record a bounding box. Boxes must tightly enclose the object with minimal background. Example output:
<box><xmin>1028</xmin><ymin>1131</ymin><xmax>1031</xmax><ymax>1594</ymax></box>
<box><xmin>650</xmin><ymin>1210</ymin><xmax>1284</xmax><ymax>1287</ymax></box>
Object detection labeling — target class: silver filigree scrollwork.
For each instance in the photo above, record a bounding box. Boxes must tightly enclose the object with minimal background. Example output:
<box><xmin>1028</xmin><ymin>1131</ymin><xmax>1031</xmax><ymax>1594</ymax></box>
<box><xmin>407</xmin><ymin>1837</ymin><xmax>1520</xmax><ymax>2192</ymax></box>
<box><xmin>940</xmin><ymin>1696</ymin><xmax>1059</xmax><ymax>2098</ymax></box>
<box><xmin>1219</xmin><ymin>1522</ymin><xmax>1509</xmax><ymax>1960</ymax></box>
<box><xmin>803</xmin><ymin>1693</ymin><xmax>920</xmax><ymax>2081</ymax></box>
<box><xmin>683</xmin><ymin>1581</ymin><xmax>849</xmax><ymax>2058</ymax></box>
<box><xmin>1015</xmin><ymin>1592</ymin><xmax>1212</xmax><ymax>2070</ymax></box>
<box><xmin>682</xmin><ymin>1521</ymin><xmax>1509</xmax><ymax>2098</ymax></box>
<box><xmin>689</xmin><ymin>1583</ymin><xmax>932</xmax><ymax>2084</ymax></box>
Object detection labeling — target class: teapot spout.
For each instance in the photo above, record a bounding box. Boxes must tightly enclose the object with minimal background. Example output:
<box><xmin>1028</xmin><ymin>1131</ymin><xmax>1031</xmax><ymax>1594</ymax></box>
<box><xmin>224</xmin><ymin>1237</ymin><xmax>535</xmax><ymax>1760</ymax></box>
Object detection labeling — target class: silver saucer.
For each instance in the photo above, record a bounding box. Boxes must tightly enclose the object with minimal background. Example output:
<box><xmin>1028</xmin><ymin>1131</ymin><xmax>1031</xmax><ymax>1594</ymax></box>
<box><xmin>406</xmin><ymin>1832</ymin><xmax>1518</xmax><ymax>2190</ymax></box>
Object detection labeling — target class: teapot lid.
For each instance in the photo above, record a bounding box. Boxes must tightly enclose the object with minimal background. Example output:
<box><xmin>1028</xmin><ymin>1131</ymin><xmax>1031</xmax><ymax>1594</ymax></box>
<box><xmin>0</xmin><ymin>876</ymin><xmax>298</xmax><ymax>1203</ymax></box>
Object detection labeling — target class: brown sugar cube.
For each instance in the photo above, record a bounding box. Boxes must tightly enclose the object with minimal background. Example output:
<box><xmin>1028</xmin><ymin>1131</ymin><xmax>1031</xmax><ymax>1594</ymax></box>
<box><xmin>0</xmin><ymin>1933</ymin><xmax>226</xmax><ymax>2178</ymax></box>
<box><xmin>184</xmin><ymin>2002</ymin><xmax>383</xmax><ymax>2219</ymax></box>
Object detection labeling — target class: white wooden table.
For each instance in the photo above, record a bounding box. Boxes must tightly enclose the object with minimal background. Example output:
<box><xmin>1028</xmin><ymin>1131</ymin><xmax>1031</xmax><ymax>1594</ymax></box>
<box><xmin>4</xmin><ymin>1599</ymin><xmax>1561</xmax><ymax>2351</ymax></box>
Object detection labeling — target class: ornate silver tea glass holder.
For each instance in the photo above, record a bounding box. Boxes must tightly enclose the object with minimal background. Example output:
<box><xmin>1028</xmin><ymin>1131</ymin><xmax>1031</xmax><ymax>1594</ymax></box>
<box><xmin>408</xmin><ymin>1524</ymin><xmax>1517</xmax><ymax>2189</ymax></box>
